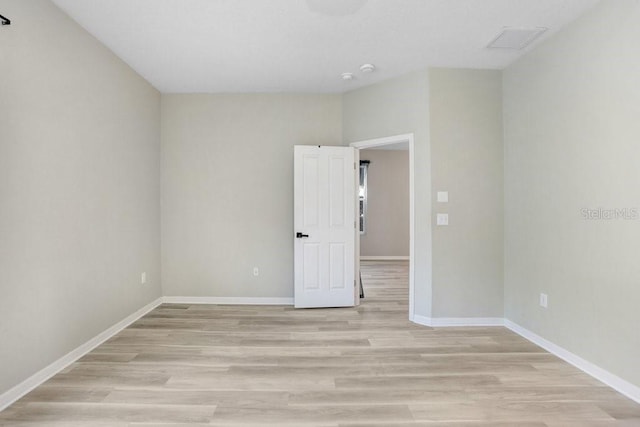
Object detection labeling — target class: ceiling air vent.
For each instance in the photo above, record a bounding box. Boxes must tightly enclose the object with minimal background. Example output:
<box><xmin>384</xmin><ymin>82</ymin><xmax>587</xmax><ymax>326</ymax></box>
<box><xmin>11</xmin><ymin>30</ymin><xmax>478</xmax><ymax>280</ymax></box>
<box><xmin>487</xmin><ymin>27</ymin><xmax>547</xmax><ymax>50</ymax></box>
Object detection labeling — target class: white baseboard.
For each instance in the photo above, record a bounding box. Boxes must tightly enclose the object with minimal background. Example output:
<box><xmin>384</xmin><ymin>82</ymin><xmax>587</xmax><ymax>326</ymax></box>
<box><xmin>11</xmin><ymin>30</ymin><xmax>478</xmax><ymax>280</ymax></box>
<box><xmin>0</xmin><ymin>297</ymin><xmax>163</xmax><ymax>412</ymax></box>
<box><xmin>430</xmin><ymin>317</ymin><xmax>505</xmax><ymax>327</ymax></box>
<box><xmin>412</xmin><ymin>314</ymin><xmax>432</xmax><ymax>327</ymax></box>
<box><xmin>360</xmin><ymin>256</ymin><xmax>410</xmax><ymax>261</ymax></box>
<box><xmin>162</xmin><ymin>296</ymin><xmax>294</xmax><ymax>305</ymax></box>
<box><xmin>0</xmin><ymin>294</ymin><xmax>292</xmax><ymax>411</ymax></box>
<box><xmin>412</xmin><ymin>316</ymin><xmax>640</xmax><ymax>403</ymax></box>
<box><xmin>505</xmin><ymin>319</ymin><xmax>640</xmax><ymax>404</ymax></box>
<box><xmin>411</xmin><ymin>315</ymin><xmax>504</xmax><ymax>327</ymax></box>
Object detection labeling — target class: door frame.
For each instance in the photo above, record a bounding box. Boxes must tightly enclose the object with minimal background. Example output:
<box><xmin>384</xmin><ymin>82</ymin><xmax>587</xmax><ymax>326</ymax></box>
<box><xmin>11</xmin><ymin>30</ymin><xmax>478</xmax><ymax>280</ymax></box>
<box><xmin>350</xmin><ymin>133</ymin><xmax>415</xmax><ymax>321</ymax></box>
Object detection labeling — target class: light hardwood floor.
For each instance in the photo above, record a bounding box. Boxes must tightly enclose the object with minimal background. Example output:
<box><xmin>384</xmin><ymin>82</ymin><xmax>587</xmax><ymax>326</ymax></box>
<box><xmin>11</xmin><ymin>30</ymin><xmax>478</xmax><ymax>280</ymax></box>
<box><xmin>1</xmin><ymin>260</ymin><xmax>639</xmax><ymax>426</ymax></box>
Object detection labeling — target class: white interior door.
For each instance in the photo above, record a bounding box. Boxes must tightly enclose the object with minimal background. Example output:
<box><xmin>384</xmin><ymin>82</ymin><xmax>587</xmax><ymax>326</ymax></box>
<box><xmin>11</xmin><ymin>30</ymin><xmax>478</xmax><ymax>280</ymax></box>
<box><xmin>294</xmin><ymin>145</ymin><xmax>357</xmax><ymax>308</ymax></box>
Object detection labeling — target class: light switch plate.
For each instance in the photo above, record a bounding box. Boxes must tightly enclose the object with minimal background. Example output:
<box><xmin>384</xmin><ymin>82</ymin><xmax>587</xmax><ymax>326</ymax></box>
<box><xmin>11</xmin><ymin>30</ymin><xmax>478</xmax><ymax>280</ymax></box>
<box><xmin>437</xmin><ymin>191</ymin><xmax>449</xmax><ymax>203</ymax></box>
<box><xmin>436</xmin><ymin>213</ymin><xmax>449</xmax><ymax>226</ymax></box>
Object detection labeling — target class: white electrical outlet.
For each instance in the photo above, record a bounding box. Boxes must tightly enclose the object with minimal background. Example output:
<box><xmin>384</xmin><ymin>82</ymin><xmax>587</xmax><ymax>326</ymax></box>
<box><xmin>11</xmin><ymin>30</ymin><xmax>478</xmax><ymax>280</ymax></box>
<box><xmin>141</xmin><ymin>272</ymin><xmax>147</xmax><ymax>284</ymax></box>
<box><xmin>253</xmin><ymin>267</ymin><xmax>259</xmax><ymax>276</ymax></box>
<box><xmin>540</xmin><ymin>293</ymin><xmax>548</xmax><ymax>308</ymax></box>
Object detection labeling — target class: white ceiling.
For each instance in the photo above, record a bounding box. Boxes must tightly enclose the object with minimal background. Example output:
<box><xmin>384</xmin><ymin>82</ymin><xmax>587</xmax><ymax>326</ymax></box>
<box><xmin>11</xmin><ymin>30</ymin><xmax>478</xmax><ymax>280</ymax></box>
<box><xmin>51</xmin><ymin>0</ymin><xmax>600</xmax><ymax>93</ymax></box>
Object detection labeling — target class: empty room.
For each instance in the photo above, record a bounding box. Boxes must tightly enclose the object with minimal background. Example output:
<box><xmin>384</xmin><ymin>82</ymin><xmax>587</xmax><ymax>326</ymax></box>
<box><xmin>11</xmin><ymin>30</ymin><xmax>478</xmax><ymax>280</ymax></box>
<box><xmin>1</xmin><ymin>0</ymin><xmax>640</xmax><ymax>425</ymax></box>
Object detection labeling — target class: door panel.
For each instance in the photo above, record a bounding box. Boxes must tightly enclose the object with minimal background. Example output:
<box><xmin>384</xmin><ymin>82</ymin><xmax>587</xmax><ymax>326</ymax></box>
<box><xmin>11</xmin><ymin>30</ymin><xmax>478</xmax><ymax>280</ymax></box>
<box><xmin>294</xmin><ymin>145</ymin><xmax>356</xmax><ymax>308</ymax></box>
<box><xmin>329</xmin><ymin>156</ymin><xmax>345</xmax><ymax>227</ymax></box>
<box><xmin>303</xmin><ymin>243</ymin><xmax>320</xmax><ymax>290</ymax></box>
<box><xmin>329</xmin><ymin>243</ymin><xmax>345</xmax><ymax>290</ymax></box>
<box><xmin>302</xmin><ymin>155</ymin><xmax>320</xmax><ymax>228</ymax></box>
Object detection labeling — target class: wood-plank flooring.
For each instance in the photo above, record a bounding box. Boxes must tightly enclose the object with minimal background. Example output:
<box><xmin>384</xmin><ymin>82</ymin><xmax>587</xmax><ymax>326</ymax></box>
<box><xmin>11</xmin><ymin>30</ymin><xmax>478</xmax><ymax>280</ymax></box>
<box><xmin>2</xmin><ymin>260</ymin><xmax>639</xmax><ymax>426</ymax></box>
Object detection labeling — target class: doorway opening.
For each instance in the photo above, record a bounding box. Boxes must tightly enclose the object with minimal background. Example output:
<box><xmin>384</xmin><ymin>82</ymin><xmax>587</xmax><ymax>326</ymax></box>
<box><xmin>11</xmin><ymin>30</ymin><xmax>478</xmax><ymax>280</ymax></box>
<box><xmin>350</xmin><ymin>134</ymin><xmax>415</xmax><ymax>320</ymax></box>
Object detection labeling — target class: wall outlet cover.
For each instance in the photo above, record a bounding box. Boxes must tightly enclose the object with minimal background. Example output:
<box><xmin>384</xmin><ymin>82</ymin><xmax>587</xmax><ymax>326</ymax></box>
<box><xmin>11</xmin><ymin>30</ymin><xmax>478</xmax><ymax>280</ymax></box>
<box><xmin>540</xmin><ymin>293</ymin><xmax>548</xmax><ymax>308</ymax></box>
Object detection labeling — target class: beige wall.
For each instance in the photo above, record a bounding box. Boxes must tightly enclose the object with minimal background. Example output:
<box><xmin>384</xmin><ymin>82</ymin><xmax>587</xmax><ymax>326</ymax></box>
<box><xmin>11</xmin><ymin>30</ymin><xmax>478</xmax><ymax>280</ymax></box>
<box><xmin>359</xmin><ymin>149</ymin><xmax>409</xmax><ymax>257</ymax></box>
<box><xmin>504</xmin><ymin>0</ymin><xmax>640</xmax><ymax>387</ymax></box>
<box><xmin>161</xmin><ymin>94</ymin><xmax>342</xmax><ymax>298</ymax></box>
<box><xmin>7</xmin><ymin>0</ymin><xmax>637</xmax><ymax>400</ymax></box>
<box><xmin>0</xmin><ymin>0</ymin><xmax>161</xmax><ymax>396</ymax></box>
<box><xmin>429</xmin><ymin>69</ymin><xmax>504</xmax><ymax>318</ymax></box>
<box><xmin>342</xmin><ymin>70</ymin><xmax>432</xmax><ymax>318</ymax></box>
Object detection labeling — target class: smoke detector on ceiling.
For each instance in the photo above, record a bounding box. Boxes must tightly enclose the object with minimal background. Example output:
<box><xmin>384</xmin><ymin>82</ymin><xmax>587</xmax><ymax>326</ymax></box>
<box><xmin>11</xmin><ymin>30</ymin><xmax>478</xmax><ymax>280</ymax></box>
<box><xmin>359</xmin><ymin>64</ymin><xmax>376</xmax><ymax>73</ymax></box>
<box><xmin>341</xmin><ymin>72</ymin><xmax>355</xmax><ymax>81</ymax></box>
<box><xmin>487</xmin><ymin>27</ymin><xmax>547</xmax><ymax>50</ymax></box>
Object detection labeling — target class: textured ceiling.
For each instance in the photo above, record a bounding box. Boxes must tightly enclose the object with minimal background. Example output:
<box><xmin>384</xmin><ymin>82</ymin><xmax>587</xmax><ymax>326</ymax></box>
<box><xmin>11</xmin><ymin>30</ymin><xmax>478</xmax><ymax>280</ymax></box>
<box><xmin>51</xmin><ymin>0</ymin><xmax>600</xmax><ymax>93</ymax></box>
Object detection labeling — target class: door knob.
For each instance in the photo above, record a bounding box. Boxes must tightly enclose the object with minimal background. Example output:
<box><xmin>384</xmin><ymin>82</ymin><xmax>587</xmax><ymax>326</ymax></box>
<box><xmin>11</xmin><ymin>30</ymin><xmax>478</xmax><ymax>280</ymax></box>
<box><xmin>296</xmin><ymin>232</ymin><xmax>309</xmax><ymax>238</ymax></box>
